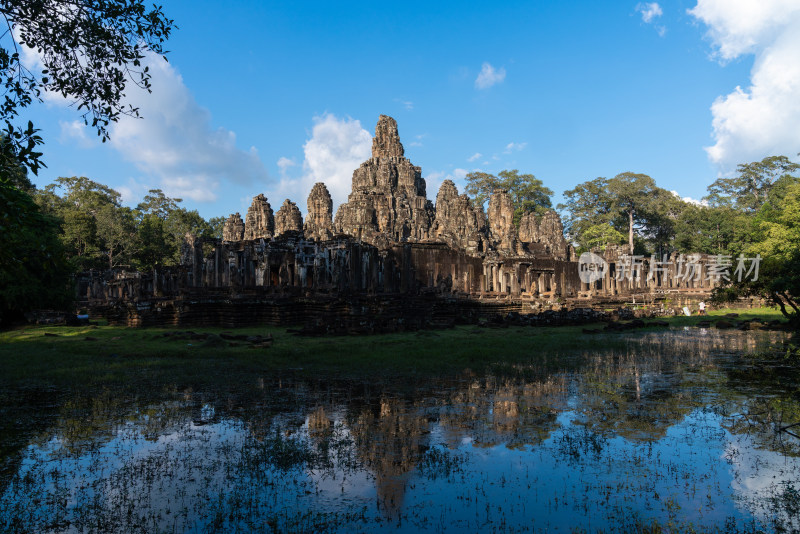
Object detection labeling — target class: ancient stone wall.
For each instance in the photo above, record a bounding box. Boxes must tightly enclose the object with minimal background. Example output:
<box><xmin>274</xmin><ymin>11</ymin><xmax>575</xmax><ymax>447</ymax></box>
<box><xmin>578</xmin><ymin>248</ymin><xmax>721</xmax><ymax>298</ymax></box>
<box><xmin>517</xmin><ymin>210</ymin><xmax>571</xmax><ymax>260</ymax></box>
<box><xmin>74</xmin><ymin>114</ymin><xmax>724</xmax><ymax>328</ymax></box>
<box><xmin>243</xmin><ymin>194</ymin><xmax>274</xmax><ymax>240</ymax></box>
<box><xmin>222</xmin><ymin>213</ymin><xmax>244</xmax><ymax>242</ymax></box>
<box><xmin>486</xmin><ymin>189</ymin><xmax>517</xmax><ymax>254</ymax></box>
<box><xmin>305</xmin><ymin>182</ymin><xmax>334</xmax><ymax>240</ymax></box>
<box><xmin>431</xmin><ymin>180</ymin><xmax>488</xmax><ymax>255</ymax></box>
<box><xmin>274</xmin><ymin>199</ymin><xmax>303</xmax><ymax>237</ymax></box>
<box><xmin>334</xmin><ymin>115</ymin><xmax>433</xmax><ymax>248</ymax></box>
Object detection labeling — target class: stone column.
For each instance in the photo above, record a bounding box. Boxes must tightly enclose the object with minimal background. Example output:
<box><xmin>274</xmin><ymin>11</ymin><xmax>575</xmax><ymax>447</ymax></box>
<box><xmin>215</xmin><ymin>245</ymin><xmax>220</xmax><ymax>287</ymax></box>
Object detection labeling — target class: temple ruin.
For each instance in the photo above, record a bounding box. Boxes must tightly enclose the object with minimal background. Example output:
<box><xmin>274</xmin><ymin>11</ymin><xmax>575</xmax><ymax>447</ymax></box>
<box><xmin>77</xmin><ymin>115</ymin><xmax>724</xmax><ymax>327</ymax></box>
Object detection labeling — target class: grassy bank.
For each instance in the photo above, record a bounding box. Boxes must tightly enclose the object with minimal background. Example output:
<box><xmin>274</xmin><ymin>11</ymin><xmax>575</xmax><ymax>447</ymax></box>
<box><xmin>657</xmin><ymin>306</ymin><xmax>788</xmax><ymax>326</ymax></box>
<box><xmin>0</xmin><ymin>307</ymin><xmax>787</xmax><ymax>388</ymax></box>
<box><xmin>0</xmin><ymin>324</ymin><xmax>597</xmax><ymax>389</ymax></box>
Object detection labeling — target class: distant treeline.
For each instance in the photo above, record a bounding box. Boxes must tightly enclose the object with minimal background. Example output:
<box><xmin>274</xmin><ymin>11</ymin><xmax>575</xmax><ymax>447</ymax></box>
<box><xmin>31</xmin><ymin>177</ymin><xmax>225</xmax><ymax>272</ymax></box>
<box><xmin>1</xmin><ymin>155</ymin><xmax>798</xmax><ymax>325</ymax></box>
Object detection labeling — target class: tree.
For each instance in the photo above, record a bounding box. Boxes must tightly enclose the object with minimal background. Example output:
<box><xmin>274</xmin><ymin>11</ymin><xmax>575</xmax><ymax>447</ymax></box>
<box><xmin>605</xmin><ymin>172</ymin><xmax>658</xmax><ymax>253</ymax></box>
<box><xmin>32</xmin><ymin>178</ymin><xmax>220</xmax><ymax>271</ymax></box>
<box><xmin>207</xmin><ymin>216</ymin><xmax>226</xmax><ymax>240</ymax></box>
<box><xmin>95</xmin><ymin>203</ymin><xmax>136</xmax><ymax>268</ymax></box>
<box><xmin>464</xmin><ymin>171</ymin><xmax>502</xmax><ymax>208</ymax></box>
<box><xmin>46</xmin><ymin>175</ymin><xmax>121</xmax><ymax>212</ymax></box>
<box><xmin>717</xmin><ymin>181</ymin><xmax>800</xmax><ymax>327</ymax></box>
<box><xmin>0</xmin><ymin>176</ymin><xmax>71</xmax><ymax>324</ymax></box>
<box><xmin>560</xmin><ymin>173</ymin><xmax>661</xmax><ymax>253</ymax></box>
<box><xmin>747</xmin><ymin>182</ymin><xmax>800</xmax><ymax>323</ymax></box>
<box><xmin>498</xmin><ymin>170</ymin><xmax>553</xmax><ymax>222</ymax></box>
<box><xmin>580</xmin><ymin>223</ymin><xmax>627</xmax><ymax>252</ymax></box>
<box><xmin>0</xmin><ymin>134</ymin><xmax>30</xmax><ymax>189</ymax></box>
<box><xmin>137</xmin><ymin>189</ymin><xmax>182</xmax><ymax>219</ymax></box>
<box><xmin>645</xmin><ymin>189</ymin><xmax>688</xmax><ymax>256</ymax></box>
<box><xmin>464</xmin><ymin>169</ymin><xmax>553</xmax><ymax>224</ymax></box>
<box><xmin>163</xmin><ymin>208</ymin><xmax>216</xmax><ymax>254</ymax></box>
<box><xmin>673</xmin><ymin>205</ymin><xmax>748</xmax><ymax>256</ymax></box>
<box><xmin>35</xmin><ymin>176</ymin><xmax>137</xmax><ymax>269</ymax></box>
<box><xmin>61</xmin><ymin>208</ymin><xmax>99</xmax><ymax>269</ymax></box>
<box><xmin>558</xmin><ymin>177</ymin><xmax>614</xmax><ymax>244</ymax></box>
<box><xmin>705</xmin><ymin>155</ymin><xmax>800</xmax><ymax>212</ymax></box>
<box><xmin>135</xmin><ymin>213</ymin><xmax>171</xmax><ymax>270</ymax></box>
<box><xmin>0</xmin><ymin>0</ymin><xmax>174</xmax><ymax>175</ymax></box>
<box><xmin>132</xmin><ymin>189</ymin><xmax>216</xmax><ymax>268</ymax></box>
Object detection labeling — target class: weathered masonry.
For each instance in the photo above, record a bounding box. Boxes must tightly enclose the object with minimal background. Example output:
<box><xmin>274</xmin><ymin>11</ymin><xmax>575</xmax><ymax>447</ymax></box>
<box><xmin>77</xmin><ymin>115</ymin><xmax>720</xmax><ymax>326</ymax></box>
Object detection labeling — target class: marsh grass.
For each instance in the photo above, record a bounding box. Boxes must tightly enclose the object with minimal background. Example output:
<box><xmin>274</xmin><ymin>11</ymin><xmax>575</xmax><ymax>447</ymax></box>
<box><xmin>0</xmin><ymin>307</ymin><xmax>796</xmax><ymax>533</ymax></box>
<box><xmin>0</xmin><ymin>307</ymin><xmax>786</xmax><ymax>389</ymax></box>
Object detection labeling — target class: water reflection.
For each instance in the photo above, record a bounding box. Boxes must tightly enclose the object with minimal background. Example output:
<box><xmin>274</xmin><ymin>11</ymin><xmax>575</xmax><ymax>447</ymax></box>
<box><xmin>1</xmin><ymin>329</ymin><xmax>798</xmax><ymax>532</ymax></box>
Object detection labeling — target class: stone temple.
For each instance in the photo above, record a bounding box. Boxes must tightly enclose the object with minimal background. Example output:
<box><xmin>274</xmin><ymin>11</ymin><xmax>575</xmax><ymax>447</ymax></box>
<box><xmin>77</xmin><ymin>115</ymin><xmax>720</xmax><ymax>327</ymax></box>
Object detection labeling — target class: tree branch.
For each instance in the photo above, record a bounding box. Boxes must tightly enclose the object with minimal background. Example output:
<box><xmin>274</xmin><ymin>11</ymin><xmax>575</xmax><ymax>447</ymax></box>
<box><xmin>772</xmin><ymin>292</ymin><xmax>790</xmax><ymax>319</ymax></box>
<box><xmin>782</xmin><ymin>291</ymin><xmax>799</xmax><ymax>314</ymax></box>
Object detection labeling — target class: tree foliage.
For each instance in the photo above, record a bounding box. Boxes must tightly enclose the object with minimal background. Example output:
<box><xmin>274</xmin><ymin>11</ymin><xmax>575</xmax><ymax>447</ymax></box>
<box><xmin>712</xmin><ymin>181</ymin><xmax>800</xmax><ymax>325</ymax></box>
<box><xmin>693</xmin><ymin>155</ymin><xmax>800</xmax><ymax>325</ymax></box>
<box><xmin>0</xmin><ymin>0</ymin><xmax>174</xmax><ymax>175</ymax></box>
<box><xmin>580</xmin><ymin>223</ymin><xmax>627</xmax><ymax>252</ymax></box>
<box><xmin>137</xmin><ymin>188</ymin><xmax>182</xmax><ymax>219</ymax></box>
<box><xmin>705</xmin><ymin>155</ymin><xmax>800</xmax><ymax>212</ymax></box>
<box><xmin>646</xmin><ymin>188</ymin><xmax>689</xmax><ymax>257</ymax></box>
<box><xmin>464</xmin><ymin>169</ymin><xmax>553</xmax><ymax>224</ymax></box>
<box><xmin>560</xmin><ymin>172</ymin><xmax>667</xmax><ymax>253</ymax></box>
<box><xmin>463</xmin><ymin>171</ymin><xmax>499</xmax><ymax>209</ymax></box>
<box><xmin>133</xmin><ymin>189</ymin><xmax>216</xmax><ymax>269</ymax></box>
<box><xmin>605</xmin><ymin>172</ymin><xmax>659</xmax><ymax>252</ymax></box>
<box><xmin>34</xmin><ymin>182</ymin><xmax>219</xmax><ymax>271</ymax></box>
<box><xmin>673</xmin><ymin>204</ymin><xmax>748</xmax><ymax>256</ymax></box>
<box><xmin>557</xmin><ymin>177</ymin><xmax>614</xmax><ymax>242</ymax></box>
<box><xmin>0</xmin><ymin>176</ymin><xmax>72</xmax><ymax>323</ymax></box>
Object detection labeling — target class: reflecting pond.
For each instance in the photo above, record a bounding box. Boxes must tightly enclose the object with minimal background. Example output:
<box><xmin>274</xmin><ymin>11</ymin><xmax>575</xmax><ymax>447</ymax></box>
<box><xmin>2</xmin><ymin>328</ymin><xmax>799</xmax><ymax>532</ymax></box>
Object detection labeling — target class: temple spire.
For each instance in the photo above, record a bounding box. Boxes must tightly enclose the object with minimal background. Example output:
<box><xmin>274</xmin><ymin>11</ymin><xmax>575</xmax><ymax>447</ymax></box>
<box><xmin>371</xmin><ymin>114</ymin><xmax>404</xmax><ymax>158</ymax></box>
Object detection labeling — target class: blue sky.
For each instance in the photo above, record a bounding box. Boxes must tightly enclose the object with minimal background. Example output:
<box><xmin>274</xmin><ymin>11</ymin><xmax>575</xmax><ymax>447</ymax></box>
<box><xmin>21</xmin><ymin>0</ymin><xmax>800</xmax><ymax>219</ymax></box>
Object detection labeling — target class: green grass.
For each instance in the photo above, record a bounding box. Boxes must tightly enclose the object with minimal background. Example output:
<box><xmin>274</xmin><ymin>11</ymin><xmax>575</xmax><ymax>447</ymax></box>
<box><xmin>661</xmin><ymin>306</ymin><xmax>788</xmax><ymax>327</ymax></box>
<box><xmin>0</xmin><ymin>306</ymin><xmax>787</xmax><ymax>391</ymax></box>
<box><xmin>0</xmin><ymin>323</ymin><xmax>608</xmax><ymax>389</ymax></box>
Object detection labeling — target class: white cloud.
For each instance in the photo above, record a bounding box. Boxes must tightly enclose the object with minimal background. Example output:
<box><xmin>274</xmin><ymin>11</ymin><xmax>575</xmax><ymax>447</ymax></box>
<box><xmin>108</xmin><ymin>54</ymin><xmax>269</xmax><ymax>202</ymax></box>
<box><xmin>636</xmin><ymin>3</ymin><xmax>666</xmax><ymax>36</ymax></box>
<box><xmin>426</xmin><ymin>170</ymin><xmax>446</xmax><ymax>200</ymax></box>
<box><xmin>14</xmin><ymin>34</ymin><xmax>269</xmax><ymax>203</ymax></box>
<box><xmin>392</xmin><ymin>98</ymin><xmax>414</xmax><ymax>111</ymax></box>
<box><xmin>475</xmin><ymin>62</ymin><xmax>506</xmax><ymax>89</ymax></box>
<box><xmin>690</xmin><ymin>0</ymin><xmax>800</xmax><ymax>171</ymax></box>
<box><xmin>467</xmin><ymin>152</ymin><xmax>482</xmax><ymax>162</ymax></box>
<box><xmin>636</xmin><ymin>2</ymin><xmax>663</xmax><ymax>24</ymax></box>
<box><xmin>670</xmin><ymin>190</ymin><xmax>709</xmax><ymax>206</ymax></box>
<box><xmin>276</xmin><ymin>114</ymin><xmax>371</xmax><ymax>215</ymax></box>
<box><xmin>689</xmin><ymin>0</ymin><xmax>800</xmax><ymax>61</ymax></box>
<box><xmin>410</xmin><ymin>133</ymin><xmax>427</xmax><ymax>148</ymax></box>
<box><xmin>504</xmin><ymin>142</ymin><xmax>527</xmax><ymax>153</ymax></box>
<box><xmin>15</xmin><ymin>27</ymin><xmax>96</xmax><ymax>107</ymax></box>
<box><xmin>277</xmin><ymin>157</ymin><xmax>296</xmax><ymax>178</ymax></box>
<box><xmin>427</xmin><ymin>168</ymin><xmax>469</xmax><ymax>202</ymax></box>
<box><xmin>59</xmin><ymin>120</ymin><xmax>96</xmax><ymax>148</ymax></box>
<box><xmin>116</xmin><ymin>178</ymin><xmax>151</xmax><ymax>206</ymax></box>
